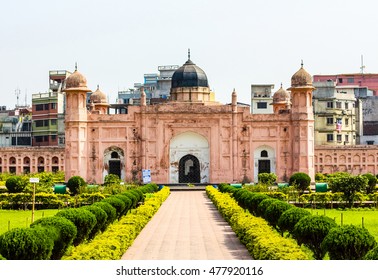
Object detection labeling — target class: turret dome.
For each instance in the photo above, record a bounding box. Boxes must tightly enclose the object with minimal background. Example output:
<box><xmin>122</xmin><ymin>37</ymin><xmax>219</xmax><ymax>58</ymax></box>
<box><xmin>291</xmin><ymin>63</ymin><xmax>312</xmax><ymax>87</ymax></box>
<box><xmin>171</xmin><ymin>58</ymin><xmax>209</xmax><ymax>89</ymax></box>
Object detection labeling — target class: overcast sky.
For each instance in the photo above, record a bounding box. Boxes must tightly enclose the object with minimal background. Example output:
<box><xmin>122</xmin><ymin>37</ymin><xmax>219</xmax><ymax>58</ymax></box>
<box><xmin>1</xmin><ymin>0</ymin><xmax>378</xmax><ymax>109</ymax></box>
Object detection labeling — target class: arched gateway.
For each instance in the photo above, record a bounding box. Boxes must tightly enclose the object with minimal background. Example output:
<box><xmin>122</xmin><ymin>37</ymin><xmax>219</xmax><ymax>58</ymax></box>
<box><xmin>169</xmin><ymin>131</ymin><xmax>209</xmax><ymax>184</ymax></box>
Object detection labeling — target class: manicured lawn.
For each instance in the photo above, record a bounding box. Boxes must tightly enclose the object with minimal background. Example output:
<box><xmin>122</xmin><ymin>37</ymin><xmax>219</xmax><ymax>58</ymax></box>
<box><xmin>307</xmin><ymin>208</ymin><xmax>378</xmax><ymax>241</ymax></box>
<box><xmin>0</xmin><ymin>209</ymin><xmax>59</xmax><ymax>235</ymax></box>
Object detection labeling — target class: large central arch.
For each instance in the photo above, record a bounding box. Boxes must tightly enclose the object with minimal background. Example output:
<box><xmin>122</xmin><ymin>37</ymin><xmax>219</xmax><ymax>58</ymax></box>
<box><xmin>169</xmin><ymin>131</ymin><xmax>209</xmax><ymax>183</ymax></box>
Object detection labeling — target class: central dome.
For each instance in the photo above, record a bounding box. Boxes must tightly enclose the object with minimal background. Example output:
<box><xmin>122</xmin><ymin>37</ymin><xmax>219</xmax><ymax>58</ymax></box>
<box><xmin>171</xmin><ymin>59</ymin><xmax>209</xmax><ymax>89</ymax></box>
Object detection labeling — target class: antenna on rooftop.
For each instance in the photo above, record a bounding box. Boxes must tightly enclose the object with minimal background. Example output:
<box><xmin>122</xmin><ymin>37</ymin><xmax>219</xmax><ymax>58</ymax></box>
<box><xmin>15</xmin><ymin>88</ymin><xmax>21</xmax><ymax>107</ymax></box>
<box><xmin>360</xmin><ymin>55</ymin><xmax>365</xmax><ymax>74</ymax></box>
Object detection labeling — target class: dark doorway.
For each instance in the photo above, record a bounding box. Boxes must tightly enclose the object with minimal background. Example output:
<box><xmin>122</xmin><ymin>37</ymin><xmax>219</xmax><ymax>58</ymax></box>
<box><xmin>109</xmin><ymin>160</ymin><xmax>121</xmax><ymax>179</ymax></box>
<box><xmin>179</xmin><ymin>154</ymin><xmax>200</xmax><ymax>183</ymax></box>
<box><xmin>258</xmin><ymin>160</ymin><xmax>271</xmax><ymax>174</ymax></box>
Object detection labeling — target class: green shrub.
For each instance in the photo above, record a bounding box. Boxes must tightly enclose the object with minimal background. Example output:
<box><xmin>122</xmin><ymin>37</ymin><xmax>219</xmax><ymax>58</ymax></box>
<box><xmin>101</xmin><ymin>197</ymin><xmax>126</xmax><ymax>219</ymax></box>
<box><xmin>103</xmin><ymin>174</ymin><xmax>121</xmax><ymax>186</ymax></box>
<box><xmin>248</xmin><ymin>193</ymin><xmax>270</xmax><ymax>215</ymax></box>
<box><xmin>258</xmin><ymin>173</ymin><xmax>277</xmax><ymax>186</ymax></box>
<box><xmin>0</xmin><ymin>226</ymin><xmax>56</xmax><ymax>260</ymax></box>
<box><xmin>92</xmin><ymin>201</ymin><xmax>117</xmax><ymax>229</ymax></box>
<box><xmin>0</xmin><ymin>253</ymin><xmax>5</xmax><ymax>260</ymax></box>
<box><xmin>292</xmin><ymin>215</ymin><xmax>337</xmax><ymax>259</ymax></box>
<box><xmin>142</xmin><ymin>183</ymin><xmax>159</xmax><ymax>193</ymax></box>
<box><xmin>82</xmin><ymin>205</ymin><xmax>108</xmax><ymax>240</ymax></box>
<box><xmin>289</xmin><ymin>172</ymin><xmax>311</xmax><ymax>194</ymax></box>
<box><xmin>66</xmin><ymin>176</ymin><xmax>86</xmax><ymax>195</ymax></box>
<box><xmin>315</xmin><ymin>173</ymin><xmax>327</xmax><ymax>182</ymax></box>
<box><xmin>113</xmin><ymin>194</ymin><xmax>132</xmax><ymax>216</ymax></box>
<box><xmin>31</xmin><ymin>216</ymin><xmax>77</xmax><ymax>260</ymax></box>
<box><xmin>362</xmin><ymin>173</ymin><xmax>377</xmax><ymax>194</ymax></box>
<box><xmin>264</xmin><ymin>200</ymin><xmax>293</xmax><ymax>229</ymax></box>
<box><xmin>277</xmin><ymin>207</ymin><xmax>311</xmax><ymax>235</ymax></box>
<box><xmin>321</xmin><ymin>225</ymin><xmax>376</xmax><ymax>260</ymax></box>
<box><xmin>364</xmin><ymin>246</ymin><xmax>378</xmax><ymax>260</ymax></box>
<box><xmin>122</xmin><ymin>191</ymin><xmax>138</xmax><ymax>208</ymax></box>
<box><xmin>206</xmin><ymin>187</ymin><xmax>309</xmax><ymax>260</ymax></box>
<box><xmin>56</xmin><ymin>208</ymin><xmax>96</xmax><ymax>246</ymax></box>
<box><xmin>64</xmin><ymin>187</ymin><xmax>170</xmax><ymax>260</ymax></box>
<box><xmin>256</xmin><ymin>198</ymin><xmax>279</xmax><ymax>218</ymax></box>
<box><xmin>5</xmin><ymin>176</ymin><xmax>28</xmax><ymax>193</ymax></box>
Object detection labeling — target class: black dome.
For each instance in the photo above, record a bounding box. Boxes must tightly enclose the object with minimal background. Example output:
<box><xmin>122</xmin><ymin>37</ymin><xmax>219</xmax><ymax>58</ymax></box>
<box><xmin>171</xmin><ymin>59</ymin><xmax>209</xmax><ymax>88</ymax></box>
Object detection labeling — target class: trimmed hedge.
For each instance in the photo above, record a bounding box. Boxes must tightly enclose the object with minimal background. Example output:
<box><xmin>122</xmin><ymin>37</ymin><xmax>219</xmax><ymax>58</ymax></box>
<box><xmin>56</xmin><ymin>208</ymin><xmax>97</xmax><ymax>246</ymax></box>
<box><xmin>91</xmin><ymin>201</ymin><xmax>117</xmax><ymax>229</ymax></box>
<box><xmin>264</xmin><ymin>200</ymin><xmax>293</xmax><ymax>229</ymax></box>
<box><xmin>364</xmin><ymin>246</ymin><xmax>378</xmax><ymax>260</ymax></box>
<box><xmin>30</xmin><ymin>216</ymin><xmax>77</xmax><ymax>260</ymax></box>
<box><xmin>277</xmin><ymin>207</ymin><xmax>311</xmax><ymax>235</ymax></box>
<box><xmin>292</xmin><ymin>215</ymin><xmax>337</xmax><ymax>260</ymax></box>
<box><xmin>81</xmin><ymin>205</ymin><xmax>108</xmax><ymax>240</ymax></box>
<box><xmin>63</xmin><ymin>187</ymin><xmax>170</xmax><ymax>260</ymax></box>
<box><xmin>0</xmin><ymin>226</ymin><xmax>56</xmax><ymax>260</ymax></box>
<box><xmin>101</xmin><ymin>197</ymin><xmax>126</xmax><ymax>219</ymax></box>
<box><xmin>206</xmin><ymin>186</ymin><xmax>309</xmax><ymax>260</ymax></box>
<box><xmin>322</xmin><ymin>225</ymin><xmax>377</xmax><ymax>260</ymax></box>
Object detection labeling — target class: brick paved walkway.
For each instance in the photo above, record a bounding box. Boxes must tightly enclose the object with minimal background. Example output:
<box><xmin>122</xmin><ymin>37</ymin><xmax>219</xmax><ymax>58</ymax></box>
<box><xmin>121</xmin><ymin>191</ymin><xmax>252</xmax><ymax>260</ymax></box>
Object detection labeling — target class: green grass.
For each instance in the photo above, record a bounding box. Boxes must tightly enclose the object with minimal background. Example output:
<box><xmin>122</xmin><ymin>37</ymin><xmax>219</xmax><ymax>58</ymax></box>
<box><xmin>0</xmin><ymin>209</ymin><xmax>59</xmax><ymax>235</ymax></box>
<box><xmin>307</xmin><ymin>208</ymin><xmax>378</xmax><ymax>241</ymax></box>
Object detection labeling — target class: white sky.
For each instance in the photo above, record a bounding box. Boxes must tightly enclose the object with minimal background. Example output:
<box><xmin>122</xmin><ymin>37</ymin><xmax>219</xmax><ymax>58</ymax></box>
<box><xmin>1</xmin><ymin>0</ymin><xmax>378</xmax><ymax>109</ymax></box>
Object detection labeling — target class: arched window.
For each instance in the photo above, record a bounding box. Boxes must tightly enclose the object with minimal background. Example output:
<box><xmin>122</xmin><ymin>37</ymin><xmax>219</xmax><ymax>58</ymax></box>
<box><xmin>261</xmin><ymin>150</ymin><xmax>268</xmax><ymax>158</ymax></box>
<box><xmin>111</xmin><ymin>151</ymin><xmax>119</xmax><ymax>159</ymax></box>
<box><xmin>9</xmin><ymin>157</ymin><xmax>16</xmax><ymax>165</ymax></box>
<box><xmin>23</xmin><ymin>157</ymin><xmax>30</xmax><ymax>165</ymax></box>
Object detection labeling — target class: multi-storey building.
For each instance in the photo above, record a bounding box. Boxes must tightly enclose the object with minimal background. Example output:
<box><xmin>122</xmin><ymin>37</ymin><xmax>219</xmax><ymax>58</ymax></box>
<box><xmin>312</xmin><ymin>81</ymin><xmax>356</xmax><ymax>146</ymax></box>
<box><xmin>0</xmin><ymin>107</ymin><xmax>32</xmax><ymax>148</ymax></box>
<box><xmin>32</xmin><ymin>70</ymin><xmax>70</xmax><ymax>146</ymax></box>
<box><xmin>250</xmin><ymin>84</ymin><xmax>274</xmax><ymax>114</ymax></box>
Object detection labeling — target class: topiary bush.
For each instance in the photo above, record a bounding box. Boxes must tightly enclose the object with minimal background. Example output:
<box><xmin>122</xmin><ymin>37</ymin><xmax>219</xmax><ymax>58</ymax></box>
<box><xmin>56</xmin><ymin>208</ymin><xmax>96</xmax><ymax>246</ymax></box>
<box><xmin>264</xmin><ymin>200</ymin><xmax>293</xmax><ymax>230</ymax></box>
<box><xmin>30</xmin><ymin>216</ymin><xmax>77</xmax><ymax>260</ymax></box>
<box><xmin>277</xmin><ymin>207</ymin><xmax>311</xmax><ymax>235</ymax></box>
<box><xmin>292</xmin><ymin>215</ymin><xmax>337</xmax><ymax>260</ymax></box>
<box><xmin>247</xmin><ymin>193</ymin><xmax>270</xmax><ymax>216</ymax></box>
<box><xmin>101</xmin><ymin>197</ymin><xmax>126</xmax><ymax>219</ymax></box>
<box><xmin>258</xmin><ymin>173</ymin><xmax>277</xmax><ymax>186</ymax></box>
<box><xmin>364</xmin><ymin>246</ymin><xmax>378</xmax><ymax>260</ymax></box>
<box><xmin>5</xmin><ymin>175</ymin><xmax>28</xmax><ymax>193</ymax></box>
<box><xmin>81</xmin><ymin>205</ymin><xmax>108</xmax><ymax>240</ymax></box>
<box><xmin>0</xmin><ymin>226</ymin><xmax>56</xmax><ymax>260</ymax></box>
<box><xmin>122</xmin><ymin>191</ymin><xmax>138</xmax><ymax>208</ymax></box>
<box><xmin>92</xmin><ymin>201</ymin><xmax>117</xmax><ymax>229</ymax></box>
<box><xmin>66</xmin><ymin>176</ymin><xmax>86</xmax><ymax>195</ymax></box>
<box><xmin>113</xmin><ymin>194</ymin><xmax>132</xmax><ymax>216</ymax></box>
<box><xmin>289</xmin><ymin>172</ymin><xmax>311</xmax><ymax>194</ymax></box>
<box><xmin>256</xmin><ymin>198</ymin><xmax>279</xmax><ymax>218</ymax></box>
<box><xmin>321</xmin><ymin>225</ymin><xmax>377</xmax><ymax>260</ymax></box>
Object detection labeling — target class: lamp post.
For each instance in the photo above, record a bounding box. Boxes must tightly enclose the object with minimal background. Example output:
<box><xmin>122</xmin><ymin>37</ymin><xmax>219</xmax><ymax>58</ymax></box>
<box><xmin>29</xmin><ymin>177</ymin><xmax>39</xmax><ymax>223</ymax></box>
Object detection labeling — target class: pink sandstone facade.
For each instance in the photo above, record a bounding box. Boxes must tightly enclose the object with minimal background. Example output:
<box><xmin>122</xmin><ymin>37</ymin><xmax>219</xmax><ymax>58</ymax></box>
<box><xmin>2</xmin><ymin>61</ymin><xmax>378</xmax><ymax>182</ymax></box>
<box><xmin>0</xmin><ymin>147</ymin><xmax>64</xmax><ymax>174</ymax></box>
<box><xmin>63</xmin><ymin>58</ymin><xmax>315</xmax><ymax>184</ymax></box>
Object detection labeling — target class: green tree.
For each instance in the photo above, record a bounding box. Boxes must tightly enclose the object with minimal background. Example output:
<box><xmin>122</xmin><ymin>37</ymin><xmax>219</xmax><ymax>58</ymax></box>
<box><xmin>328</xmin><ymin>174</ymin><xmax>368</xmax><ymax>207</ymax></box>
<box><xmin>322</xmin><ymin>225</ymin><xmax>376</xmax><ymax>260</ymax></box>
<box><xmin>289</xmin><ymin>172</ymin><xmax>311</xmax><ymax>194</ymax></box>
<box><xmin>264</xmin><ymin>200</ymin><xmax>293</xmax><ymax>230</ymax></box>
<box><xmin>362</xmin><ymin>173</ymin><xmax>377</xmax><ymax>194</ymax></box>
<box><xmin>5</xmin><ymin>175</ymin><xmax>29</xmax><ymax>193</ymax></box>
<box><xmin>258</xmin><ymin>173</ymin><xmax>277</xmax><ymax>186</ymax></box>
<box><xmin>66</xmin><ymin>176</ymin><xmax>86</xmax><ymax>195</ymax></box>
<box><xmin>292</xmin><ymin>215</ymin><xmax>337</xmax><ymax>260</ymax></box>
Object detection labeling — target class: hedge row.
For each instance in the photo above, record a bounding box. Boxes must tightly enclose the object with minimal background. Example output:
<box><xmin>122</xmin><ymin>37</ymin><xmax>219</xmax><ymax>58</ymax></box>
<box><xmin>63</xmin><ymin>186</ymin><xmax>170</xmax><ymax>260</ymax></box>
<box><xmin>0</xmin><ymin>185</ymin><xmax>158</xmax><ymax>260</ymax></box>
<box><xmin>206</xmin><ymin>186</ymin><xmax>309</xmax><ymax>260</ymax></box>
<box><xmin>218</xmin><ymin>184</ymin><xmax>378</xmax><ymax>260</ymax></box>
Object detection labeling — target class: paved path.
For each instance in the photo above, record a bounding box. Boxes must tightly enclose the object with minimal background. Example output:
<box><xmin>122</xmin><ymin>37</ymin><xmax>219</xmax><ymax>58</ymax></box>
<box><xmin>121</xmin><ymin>191</ymin><xmax>252</xmax><ymax>260</ymax></box>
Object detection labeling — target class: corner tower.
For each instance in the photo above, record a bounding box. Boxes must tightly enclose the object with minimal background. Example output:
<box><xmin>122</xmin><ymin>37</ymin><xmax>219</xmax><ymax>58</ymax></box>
<box><xmin>63</xmin><ymin>67</ymin><xmax>90</xmax><ymax>182</ymax></box>
<box><xmin>288</xmin><ymin>62</ymin><xmax>315</xmax><ymax>181</ymax></box>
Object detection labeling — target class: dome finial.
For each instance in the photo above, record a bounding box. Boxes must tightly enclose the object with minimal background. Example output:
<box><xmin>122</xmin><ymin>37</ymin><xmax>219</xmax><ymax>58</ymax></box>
<box><xmin>301</xmin><ymin>59</ymin><xmax>304</xmax><ymax>68</ymax></box>
<box><xmin>75</xmin><ymin>62</ymin><xmax>77</xmax><ymax>71</ymax></box>
<box><xmin>97</xmin><ymin>84</ymin><xmax>99</xmax><ymax>90</ymax></box>
<box><xmin>280</xmin><ymin>82</ymin><xmax>283</xmax><ymax>88</ymax></box>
